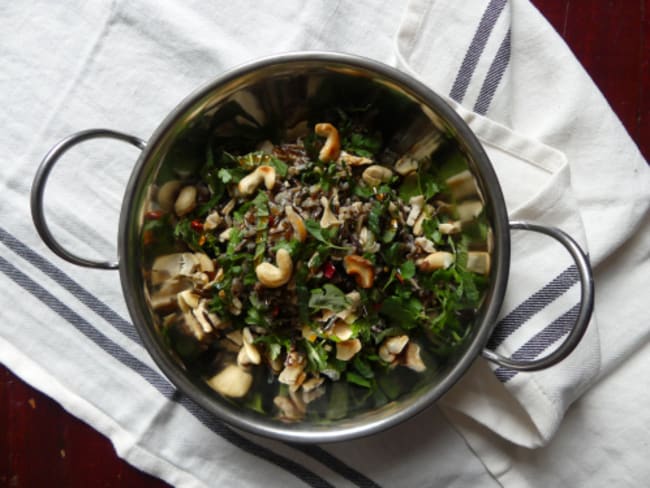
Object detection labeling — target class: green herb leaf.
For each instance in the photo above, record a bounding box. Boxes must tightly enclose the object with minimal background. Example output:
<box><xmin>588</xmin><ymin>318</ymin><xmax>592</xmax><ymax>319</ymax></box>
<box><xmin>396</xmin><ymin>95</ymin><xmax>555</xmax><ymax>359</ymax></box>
<box><xmin>309</xmin><ymin>284</ymin><xmax>351</xmax><ymax>312</ymax></box>
<box><xmin>399</xmin><ymin>261</ymin><xmax>416</xmax><ymax>280</ymax></box>
<box><xmin>346</xmin><ymin>371</ymin><xmax>373</xmax><ymax>388</ymax></box>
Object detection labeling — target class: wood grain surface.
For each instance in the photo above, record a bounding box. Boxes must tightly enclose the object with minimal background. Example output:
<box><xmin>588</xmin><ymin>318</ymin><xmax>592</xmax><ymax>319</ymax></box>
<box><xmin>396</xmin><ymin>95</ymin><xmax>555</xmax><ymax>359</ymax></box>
<box><xmin>2</xmin><ymin>1</ymin><xmax>649</xmax><ymax>487</ymax></box>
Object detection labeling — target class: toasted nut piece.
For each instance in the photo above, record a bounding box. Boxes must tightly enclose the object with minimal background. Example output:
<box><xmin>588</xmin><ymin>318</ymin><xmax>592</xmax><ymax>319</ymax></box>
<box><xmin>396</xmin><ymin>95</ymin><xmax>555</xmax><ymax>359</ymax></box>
<box><xmin>407</xmin><ymin>195</ymin><xmax>425</xmax><ymax>226</ymax></box>
<box><xmin>301</xmin><ymin>376</ymin><xmax>325</xmax><ymax>393</ymax></box>
<box><xmin>157</xmin><ymin>180</ymin><xmax>183</xmax><ymax>212</ymax></box>
<box><xmin>338</xmin><ymin>150</ymin><xmax>373</xmax><ymax>166</ymax></box>
<box><xmin>177</xmin><ymin>289</ymin><xmax>200</xmax><ymax>312</ymax></box>
<box><xmin>285</xmin><ymin>205</ymin><xmax>307</xmax><ymax>242</ymax></box>
<box><xmin>330</xmin><ymin>320</ymin><xmax>353</xmax><ymax>341</ymax></box>
<box><xmin>413</xmin><ymin>204</ymin><xmax>433</xmax><ymax>236</ymax></box>
<box><xmin>416</xmin><ymin>252</ymin><xmax>455</xmax><ymax>271</ymax></box>
<box><xmin>379</xmin><ymin>335</ymin><xmax>409</xmax><ymax>363</ymax></box>
<box><xmin>359</xmin><ymin>227</ymin><xmax>380</xmax><ymax>253</ymax></box>
<box><xmin>456</xmin><ymin>200</ymin><xmax>483</xmax><ymax>222</ymax></box>
<box><xmin>174</xmin><ymin>186</ymin><xmax>197</xmax><ymax>216</ymax></box>
<box><xmin>446</xmin><ymin>170</ymin><xmax>478</xmax><ymax>199</ymax></box>
<box><xmin>194</xmin><ymin>253</ymin><xmax>215</xmax><ymax>273</ymax></box>
<box><xmin>203</xmin><ymin>211</ymin><xmax>222</xmax><ymax>231</ymax></box>
<box><xmin>467</xmin><ymin>251</ymin><xmax>491</xmax><ymax>275</ymax></box>
<box><xmin>302</xmin><ymin>324</ymin><xmax>318</xmax><ymax>342</ymax></box>
<box><xmin>336</xmin><ymin>338</ymin><xmax>362</xmax><ymax>361</ymax></box>
<box><xmin>238</xmin><ymin>165</ymin><xmax>277</xmax><ymax>195</ymax></box>
<box><xmin>315</xmin><ymin>123</ymin><xmax>341</xmax><ymax>162</ymax></box>
<box><xmin>207</xmin><ymin>364</ymin><xmax>253</xmax><ymax>398</ymax></box>
<box><xmin>438</xmin><ymin>221</ymin><xmax>462</xmax><ymax>234</ymax></box>
<box><xmin>394</xmin><ymin>156</ymin><xmax>419</xmax><ymax>175</ymax></box>
<box><xmin>319</xmin><ymin>196</ymin><xmax>341</xmax><ymax>228</ymax></box>
<box><xmin>362</xmin><ymin>165</ymin><xmax>393</xmax><ymax>187</ymax></box>
<box><xmin>218</xmin><ymin>228</ymin><xmax>233</xmax><ymax>242</ymax></box>
<box><xmin>241</xmin><ymin>327</ymin><xmax>261</xmax><ymax>365</ymax></box>
<box><xmin>403</xmin><ymin>342</ymin><xmax>426</xmax><ymax>372</ymax></box>
<box><xmin>255</xmin><ymin>248</ymin><xmax>293</xmax><ymax>288</ymax></box>
<box><xmin>343</xmin><ymin>255</ymin><xmax>375</xmax><ymax>288</ymax></box>
<box><xmin>414</xmin><ymin>237</ymin><xmax>436</xmax><ymax>254</ymax></box>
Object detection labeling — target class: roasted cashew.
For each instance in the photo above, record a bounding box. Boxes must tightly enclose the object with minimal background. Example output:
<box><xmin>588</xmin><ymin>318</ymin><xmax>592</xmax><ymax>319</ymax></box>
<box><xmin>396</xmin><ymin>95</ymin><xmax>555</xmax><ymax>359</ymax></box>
<box><xmin>416</xmin><ymin>251</ymin><xmax>455</xmax><ymax>271</ymax></box>
<box><xmin>174</xmin><ymin>185</ymin><xmax>197</xmax><ymax>216</ymax></box>
<box><xmin>255</xmin><ymin>248</ymin><xmax>293</xmax><ymax>288</ymax></box>
<box><xmin>315</xmin><ymin>123</ymin><xmax>341</xmax><ymax>162</ymax></box>
<box><xmin>285</xmin><ymin>205</ymin><xmax>307</xmax><ymax>242</ymax></box>
<box><xmin>319</xmin><ymin>196</ymin><xmax>341</xmax><ymax>228</ymax></box>
<box><xmin>237</xmin><ymin>165</ymin><xmax>276</xmax><ymax>195</ymax></box>
<box><xmin>362</xmin><ymin>165</ymin><xmax>393</xmax><ymax>187</ymax></box>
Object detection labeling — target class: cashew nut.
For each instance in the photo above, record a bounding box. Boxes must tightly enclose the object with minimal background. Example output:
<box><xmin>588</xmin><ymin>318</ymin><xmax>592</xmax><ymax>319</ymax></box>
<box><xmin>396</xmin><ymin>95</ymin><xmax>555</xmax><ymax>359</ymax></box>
<box><xmin>255</xmin><ymin>248</ymin><xmax>293</xmax><ymax>288</ymax></box>
<box><xmin>394</xmin><ymin>156</ymin><xmax>419</xmax><ymax>176</ymax></box>
<box><xmin>362</xmin><ymin>165</ymin><xmax>393</xmax><ymax>187</ymax></box>
<box><xmin>285</xmin><ymin>205</ymin><xmax>307</xmax><ymax>242</ymax></box>
<box><xmin>314</xmin><ymin>122</ymin><xmax>340</xmax><ymax>162</ymax></box>
<box><xmin>406</xmin><ymin>195</ymin><xmax>425</xmax><ymax>226</ymax></box>
<box><xmin>403</xmin><ymin>342</ymin><xmax>426</xmax><ymax>372</ymax></box>
<box><xmin>339</xmin><ymin>150</ymin><xmax>373</xmax><ymax>166</ymax></box>
<box><xmin>157</xmin><ymin>180</ymin><xmax>183</xmax><ymax>212</ymax></box>
<box><xmin>174</xmin><ymin>185</ymin><xmax>197</xmax><ymax>216</ymax></box>
<box><xmin>379</xmin><ymin>335</ymin><xmax>409</xmax><ymax>363</ymax></box>
<box><xmin>438</xmin><ymin>221</ymin><xmax>462</xmax><ymax>235</ymax></box>
<box><xmin>237</xmin><ymin>165</ymin><xmax>276</xmax><ymax>195</ymax></box>
<box><xmin>343</xmin><ymin>255</ymin><xmax>375</xmax><ymax>288</ymax></box>
<box><xmin>336</xmin><ymin>338</ymin><xmax>362</xmax><ymax>361</ymax></box>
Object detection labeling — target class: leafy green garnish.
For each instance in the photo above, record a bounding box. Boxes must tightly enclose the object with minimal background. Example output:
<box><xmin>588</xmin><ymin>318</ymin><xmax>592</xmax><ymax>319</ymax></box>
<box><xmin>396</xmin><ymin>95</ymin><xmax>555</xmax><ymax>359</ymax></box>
<box><xmin>304</xmin><ymin>219</ymin><xmax>350</xmax><ymax>251</ymax></box>
<box><xmin>309</xmin><ymin>284</ymin><xmax>351</xmax><ymax>312</ymax></box>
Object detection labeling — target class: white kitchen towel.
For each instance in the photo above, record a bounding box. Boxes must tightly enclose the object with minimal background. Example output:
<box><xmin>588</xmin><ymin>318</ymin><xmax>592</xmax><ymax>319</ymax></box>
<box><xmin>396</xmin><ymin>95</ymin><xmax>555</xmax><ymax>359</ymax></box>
<box><xmin>1</xmin><ymin>1</ymin><xmax>648</xmax><ymax>487</ymax></box>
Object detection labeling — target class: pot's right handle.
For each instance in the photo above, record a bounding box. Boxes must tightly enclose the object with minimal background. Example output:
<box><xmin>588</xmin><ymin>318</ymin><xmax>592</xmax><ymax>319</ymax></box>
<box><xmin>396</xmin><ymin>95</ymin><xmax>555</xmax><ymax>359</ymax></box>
<box><xmin>481</xmin><ymin>221</ymin><xmax>595</xmax><ymax>371</ymax></box>
<box><xmin>31</xmin><ymin>129</ymin><xmax>146</xmax><ymax>270</ymax></box>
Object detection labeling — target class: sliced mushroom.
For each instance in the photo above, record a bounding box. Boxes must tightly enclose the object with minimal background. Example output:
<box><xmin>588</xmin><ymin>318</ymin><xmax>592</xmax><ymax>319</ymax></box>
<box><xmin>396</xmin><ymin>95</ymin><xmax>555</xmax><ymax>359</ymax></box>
<box><xmin>467</xmin><ymin>251</ymin><xmax>491</xmax><ymax>275</ymax></box>
<box><xmin>255</xmin><ymin>248</ymin><xmax>293</xmax><ymax>288</ymax></box>
<box><xmin>238</xmin><ymin>165</ymin><xmax>277</xmax><ymax>195</ymax></box>
<box><xmin>203</xmin><ymin>211</ymin><xmax>222</xmax><ymax>231</ymax></box>
<box><xmin>278</xmin><ymin>358</ymin><xmax>307</xmax><ymax>392</ymax></box>
<box><xmin>358</xmin><ymin>227</ymin><xmax>380</xmax><ymax>253</ymax></box>
<box><xmin>413</xmin><ymin>204</ymin><xmax>434</xmax><ymax>236</ymax></box>
<box><xmin>414</xmin><ymin>236</ymin><xmax>436</xmax><ymax>254</ymax></box>
<box><xmin>151</xmin><ymin>253</ymin><xmax>199</xmax><ymax>285</ymax></box>
<box><xmin>338</xmin><ymin>150</ymin><xmax>373</xmax><ymax>166</ymax></box>
<box><xmin>403</xmin><ymin>342</ymin><xmax>426</xmax><ymax>372</ymax></box>
<box><xmin>284</xmin><ymin>205</ymin><xmax>307</xmax><ymax>242</ymax></box>
<box><xmin>446</xmin><ymin>170</ymin><xmax>478</xmax><ymax>200</ymax></box>
<box><xmin>319</xmin><ymin>196</ymin><xmax>341</xmax><ymax>228</ymax></box>
<box><xmin>218</xmin><ymin>228</ymin><xmax>233</xmax><ymax>242</ymax></box>
<box><xmin>406</xmin><ymin>195</ymin><xmax>425</xmax><ymax>226</ymax></box>
<box><xmin>149</xmin><ymin>276</ymin><xmax>193</xmax><ymax>311</ymax></box>
<box><xmin>336</xmin><ymin>338</ymin><xmax>362</xmax><ymax>361</ymax></box>
<box><xmin>206</xmin><ymin>364</ymin><xmax>253</xmax><ymax>398</ymax></box>
<box><xmin>394</xmin><ymin>155</ymin><xmax>419</xmax><ymax>176</ymax></box>
<box><xmin>456</xmin><ymin>200</ymin><xmax>483</xmax><ymax>222</ymax></box>
<box><xmin>194</xmin><ymin>252</ymin><xmax>215</xmax><ymax>273</ymax></box>
<box><xmin>379</xmin><ymin>335</ymin><xmax>409</xmax><ymax>363</ymax></box>
<box><xmin>362</xmin><ymin>165</ymin><xmax>393</xmax><ymax>187</ymax></box>
<box><xmin>314</xmin><ymin>123</ymin><xmax>341</xmax><ymax>162</ymax></box>
<box><xmin>241</xmin><ymin>327</ymin><xmax>261</xmax><ymax>365</ymax></box>
<box><xmin>330</xmin><ymin>320</ymin><xmax>354</xmax><ymax>341</ymax></box>
<box><xmin>274</xmin><ymin>395</ymin><xmax>305</xmax><ymax>421</ymax></box>
<box><xmin>343</xmin><ymin>255</ymin><xmax>375</xmax><ymax>288</ymax></box>
<box><xmin>416</xmin><ymin>252</ymin><xmax>455</xmax><ymax>271</ymax></box>
<box><xmin>174</xmin><ymin>185</ymin><xmax>197</xmax><ymax>216</ymax></box>
<box><xmin>438</xmin><ymin>221</ymin><xmax>462</xmax><ymax>235</ymax></box>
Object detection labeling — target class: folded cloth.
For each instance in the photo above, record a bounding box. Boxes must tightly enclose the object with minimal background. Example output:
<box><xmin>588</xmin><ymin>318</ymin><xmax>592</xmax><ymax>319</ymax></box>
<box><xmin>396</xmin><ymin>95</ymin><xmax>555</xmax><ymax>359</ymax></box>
<box><xmin>1</xmin><ymin>1</ymin><xmax>648</xmax><ymax>487</ymax></box>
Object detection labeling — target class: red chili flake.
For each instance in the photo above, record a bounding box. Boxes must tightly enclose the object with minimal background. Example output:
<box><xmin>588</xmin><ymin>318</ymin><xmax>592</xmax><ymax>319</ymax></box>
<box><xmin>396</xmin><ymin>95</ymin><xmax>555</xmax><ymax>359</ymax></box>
<box><xmin>198</xmin><ymin>235</ymin><xmax>206</xmax><ymax>246</ymax></box>
<box><xmin>142</xmin><ymin>230</ymin><xmax>154</xmax><ymax>246</ymax></box>
<box><xmin>144</xmin><ymin>210</ymin><xmax>162</xmax><ymax>220</ymax></box>
<box><xmin>323</xmin><ymin>261</ymin><xmax>336</xmax><ymax>279</ymax></box>
<box><xmin>396</xmin><ymin>272</ymin><xmax>404</xmax><ymax>284</ymax></box>
<box><xmin>190</xmin><ymin>220</ymin><xmax>204</xmax><ymax>232</ymax></box>
<box><xmin>268</xmin><ymin>215</ymin><xmax>276</xmax><ymax>227</ymax></box>
<box><xmin>271</xmin><ymin>306</ymin><xmax>280</xmax><ymax>318</ymax></box>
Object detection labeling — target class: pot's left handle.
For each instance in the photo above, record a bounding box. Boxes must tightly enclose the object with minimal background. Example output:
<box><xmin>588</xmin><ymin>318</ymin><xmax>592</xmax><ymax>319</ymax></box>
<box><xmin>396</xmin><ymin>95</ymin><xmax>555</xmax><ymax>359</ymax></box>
<box><xmin>31</xmin><ymin>129</ymin><xmax>147</xmax><ymax>270</ymax></box>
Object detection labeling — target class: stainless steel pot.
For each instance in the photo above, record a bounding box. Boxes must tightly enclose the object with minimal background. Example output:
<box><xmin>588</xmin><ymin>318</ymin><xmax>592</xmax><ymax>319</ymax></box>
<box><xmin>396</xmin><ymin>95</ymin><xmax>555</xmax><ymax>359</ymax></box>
<box><xmin>31</xmin><ymin>52</ymin><xmax>594</xmax><ymax>443</ymax></box>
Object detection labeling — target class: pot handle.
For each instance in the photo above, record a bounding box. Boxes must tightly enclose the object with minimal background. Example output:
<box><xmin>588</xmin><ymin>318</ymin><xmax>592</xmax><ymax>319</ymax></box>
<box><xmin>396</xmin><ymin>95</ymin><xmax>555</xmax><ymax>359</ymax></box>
<box><xmin>31</xmin><ymin>129</ymin><xmax>147</xmax><ymax>270</ymax></box>
<box><xmin>481</xmin><ymin>221</ymin><xmax>594</xmax><ymax>371</ymax></box>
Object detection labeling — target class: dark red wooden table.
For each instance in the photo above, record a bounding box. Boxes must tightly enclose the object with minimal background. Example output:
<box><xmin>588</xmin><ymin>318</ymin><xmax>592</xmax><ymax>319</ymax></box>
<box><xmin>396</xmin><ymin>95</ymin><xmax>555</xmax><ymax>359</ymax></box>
<box><xmin>2</xmin><ymin>2</ymin><xmax>649</xmax><ymax>486</ymax></box>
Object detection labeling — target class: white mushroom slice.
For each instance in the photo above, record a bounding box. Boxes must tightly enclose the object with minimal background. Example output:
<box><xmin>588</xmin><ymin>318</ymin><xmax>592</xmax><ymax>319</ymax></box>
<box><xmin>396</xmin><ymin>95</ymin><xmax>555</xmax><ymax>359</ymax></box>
<box><xmin>230</xmin><ymin>90</ymin><xmax>266</xmax><ymax>126</ymax></box>
<box><xmin>467</xmin><ymin>251</ymin><xmax>491</xmax><ymax>275</ymax></box>
<box><xmin>319</xmin><ymin>196</ymin><xmax>341</xmax><ymax>228</ymax></box>
<box><xmin>413</xmin><ymin>207</ymin><xmax>432</xmax><ymax>237</ymax></box>
<box><xmin>456</xmin><ymin>200</ymin><xmax>483</xmax><ymax>222</ymax></box>
<box><xmin>403</xmin><ymin>342</ymin><xmax>426</xmax><ymax>372</ymax></box>
<box><xmin>338</xmin><ymin>150</ymin><xmax>373</xmax><ymax>166</ymax></box>
<box><xmin>241</xmin><ymin>327</ymin><xmax>261</xmax><ymax>365</ymax></box>
<box><xmin>177</xmin><ymin>289</ymin><xmax>200</xmax><ymax>312</ymax></box>
<box><xmin>394</xmin><ymin>155</ymin><xmax>419</xmax><ymax>176</ymax></box>
<box><xmin>194</xmin><ymin>253</ymin><xmax>215</xmax><ymax>273</ymax></box>
<box><xmin>301</xmin><ymin>376</ymin><xmax>325</xmax><ymax>393</ymax></box>
<box><xmin>414</xmin><ymin>237</ymin><xmax>436</xmax><ymax>254</ymax></box>
<box><xmin>446</xmin><ymin>170</ymin><xmax>478</xmax><ymax>200</ymax></box>
<box><xmin>238</xmin><ymin>165</ymin><xmax>276</xmax><ymax>195</ymax></box>
<box><xmin>229</xmin><ymin>296</ymin><xmax>243</xmax><ymax>316</ymax></box>
<box><xmin>379</xmin><ymin>335</ymin><xmax>409</xmax><ymax>363</ymax></box>
<box><xmin>218</xmin><ymin>227</ymin><xmax>233</xmax><ymax>242</ymax></box>
<box><xmin>406</xmin><ymin>195</ymin><xmax>425</xmax><ymax>226</ymax></box>
<box><xmin>336</xmin><ymin>338</ymin><xmax>362</xmax><ymax>361</ymax></box>
<box><xmin>358</xmin><ymin>227</ymin><xmax>380</xmax><ymax>253</ymax></box>
<box><xmin>278</xmin><ymin>363</ymin><xmax>306</xmax><ymax>387</ymax></box>
<box><xmin>206</xmin><ymin>364</ymin><xmax>253</xmax><ymax>398</ymax></box>
<box><xmin>302</xmin><ymin>324</ymin><xmax>319</xmax><ymax>342</ymax></box>
<box><xmin>284</xmin><ymin>205</ymin><xmax>307</xmax><ymax>242</ymax></box>
<box><xmin>195</xmin><ymin>299</ymin><xmax>221</xmax><ymax>332</ymax></box>
<box><xmin>183</xmin><ymin>310</ymin><xmax>204</xmax><ymax>341</ymax></box>
<box><xmin>274</xmin><ymin>395</ymin><xmax>304</xmax><ymax>421</ymax></box>
<box><xmin>157</xmin><ymin>180</ymin><xmax>183</xmax><ymax>212</ymax></box>
<box><xmin>336</xmin><ymin>291</ymin><xmax>361</xmax><ymax>324</ymax></box>
<box><xmin>330</xmin><ymin>320</ymin><xmax>353</xmax><ymax>341</ymax></box>
<box><xmin>438</xmin><ymin>221</ymin><xmax>462</xmax><ymax>235</ymax></box>
<box><xmin>150</xmin><ymin>252</ymin><xmax>199</xmax><ymax>285</ymax></box>
<box><xmin>416</xmin><ymin>252</ymin><xmax>455</xmax><ymax>271</ymax></box>
<box><xmin>222</xmin><ymin>198</ymin><xmax>236</xmax><ymax>216</ymax></box>
<box><xmin>362</xmin><ymin>165</ymin><xmax>393</xmax><ymax>187</ymax></box>
<box><xmin>255</xmin><ymin>248</ymin><xmax>293</xmax><ymax>288</ymax></box>
<box><xmin>150</xmin><ymin>276</ymin><xmax>192</xmax><ymax>310</ymax></box>
<box><xmin>203</xmin><ymin>211</ymin><xmax>222</xmax><ymax>231</ymax></box>
<box><xmin>174</xmin><ymin>185</ymin><xmax>197</xmax><ymax>216</ymax></box>
<box><xmin>314</xmin><ymin>123</ymin><xmax>341</xmax><ymax>162</ymax></box>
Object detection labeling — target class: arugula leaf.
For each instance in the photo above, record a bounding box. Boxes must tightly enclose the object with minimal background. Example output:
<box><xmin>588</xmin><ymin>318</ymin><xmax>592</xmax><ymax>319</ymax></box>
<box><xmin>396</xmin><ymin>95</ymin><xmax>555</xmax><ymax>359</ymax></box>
<box><xmin>367</xmin><ymin>201</ymin><xmax>384</xmax><ymax>236</ymax></box>
<box><xmin>346</xmin><ymin>371</ymin><xmax>373</xmax><ymax>389</ymax></box>
<box><xmin>303</xmin><ymin>340</ymin><xmax>329</xmax><ymax>372</ymax></box>
<box><xmin>304</xmin><ymin>219</ymin><xmax>350</xmax><ymax>250</ymax></box>
<box><xmin>343</xmin><ymin>132</ymin><xmax>382</xmax><ymax>158</ymax></box>
<box><xmin>379</xmin><ymin>294</ymin><xmax>424</xmax><ymax>329</ymax></box>
<box><xmin>399</xmin><ymin>261</ymin><xmax>416</xmax><ymax>280</ymax></box>
<box><xmin>308</xmin><ymin>284</ymin><xmax>351</xmax><ymax>312</ymax></box>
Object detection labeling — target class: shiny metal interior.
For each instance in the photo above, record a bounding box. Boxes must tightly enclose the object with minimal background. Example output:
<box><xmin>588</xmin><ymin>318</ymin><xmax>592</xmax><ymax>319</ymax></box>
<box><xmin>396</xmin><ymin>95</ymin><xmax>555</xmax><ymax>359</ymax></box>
<box><xmin>118</xmin><ymin>52</ymin><xmax>510</xmax><ymax>443</ymax></box>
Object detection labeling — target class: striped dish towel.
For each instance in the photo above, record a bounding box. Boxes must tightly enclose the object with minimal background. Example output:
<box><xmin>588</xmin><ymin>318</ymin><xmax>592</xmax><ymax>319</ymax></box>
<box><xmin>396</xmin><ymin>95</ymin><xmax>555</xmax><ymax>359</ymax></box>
<box><xmin>1</xmin><ymin>0</ymin><xmax>648</xmax><ymax>487</ymax></box>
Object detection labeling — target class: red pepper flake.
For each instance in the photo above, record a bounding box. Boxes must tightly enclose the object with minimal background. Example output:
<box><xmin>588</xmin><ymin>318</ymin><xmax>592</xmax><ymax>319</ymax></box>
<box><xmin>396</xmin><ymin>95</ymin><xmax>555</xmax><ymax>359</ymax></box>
<box><xmin>323</xmin><ymin>261</ymin><xmax>336</xmax><ymax>279</ymax></box>
<box><xmin>268</xmin><ymin>215</ymin><xmax>276</xmax><ymax>227</ymax></box>
<box><xmin>271</xmin><ymin>306</ymin><xmax>280</xmax><ymax>318</ymax></box>
<box><xmin>142</xmin><ymin>230</ymin><xmax>154</xmax><ymax>246</ymax></box>
<box><xmin>190</xmin><ymin>220</ymin><xmax>204</xmax><ymax>232</ymax></box>
<box><xmin>198</xmin><ymin>235</ymin><xmax>206</xmax><ymax>246</ymax></box>
<box><xmin>395</xmin><ymin>272</ymin><xmax>404</xmax><ymax>284</ymax></box>
<box><xmin>144</xmin><ymin>210</ymin><xmax>162</xmax><ymax>220</ymax></box>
